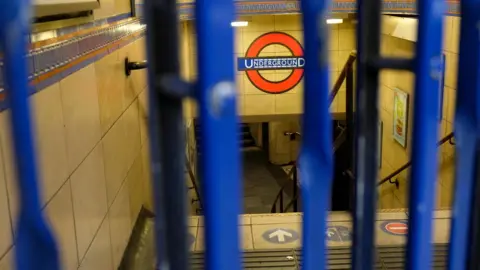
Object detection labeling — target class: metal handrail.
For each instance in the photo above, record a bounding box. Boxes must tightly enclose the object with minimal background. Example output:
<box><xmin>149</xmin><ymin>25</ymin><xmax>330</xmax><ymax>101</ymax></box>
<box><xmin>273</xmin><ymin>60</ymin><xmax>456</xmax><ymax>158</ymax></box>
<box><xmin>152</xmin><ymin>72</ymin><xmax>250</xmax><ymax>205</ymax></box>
<box><xmin>270</xmin><ymin>52</ymin><xmax>357</xmax><ymax>214</ymax></box>
<box><xmin>185</xmin><ymin>156</ymin><xmax>203</xmax><ymax>213</ymax></box>
<box><xmin>329</xmin><ymin>51</ymin><xmax>357</xmax><ymax>103</ymax></box>
<box><xmin>270</xmin><ymin>162</ymin><xmax>298</xmax><ymax>213</ymax></box>
<box><xmin>377</xmin><ymin>132</ymin><xmax>455</xmax><ymax>187</ymax></box>
<box><xmin>272</xmin><ymin>125</ymin><xmax>351</xmax><ymax>213</ymax></box>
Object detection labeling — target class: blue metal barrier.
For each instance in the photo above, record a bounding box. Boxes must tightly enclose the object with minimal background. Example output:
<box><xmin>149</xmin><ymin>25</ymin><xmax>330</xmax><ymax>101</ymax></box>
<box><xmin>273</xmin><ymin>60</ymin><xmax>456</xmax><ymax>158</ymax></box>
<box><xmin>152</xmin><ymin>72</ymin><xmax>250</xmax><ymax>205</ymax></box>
<box><xmin>0</xmin><ymin>1</ymin><xmax>60</xmax><ymax>270</ymax></box>
<box><xmin>1</xmin><ymin>0</ymin><xmax>479</xmax><ymax>269</ymax></box>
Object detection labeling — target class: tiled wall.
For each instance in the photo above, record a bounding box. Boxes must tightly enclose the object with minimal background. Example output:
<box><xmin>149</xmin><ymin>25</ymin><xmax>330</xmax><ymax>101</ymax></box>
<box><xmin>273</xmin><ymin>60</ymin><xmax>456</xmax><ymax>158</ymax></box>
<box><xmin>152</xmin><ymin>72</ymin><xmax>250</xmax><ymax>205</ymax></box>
<box><xmin>0</xmin><ymin>2</ymin><xmax>151</xmax><ymax>269</ymax></box>
<box><xmin>184</xmin><ymin>14</ymin><xmax>357</xmax><ymax>117</ymax></box>
<box><xmin>377</xmin><ymin>16</ymin><xmax>459</xmax><ymax>209</ymax></box>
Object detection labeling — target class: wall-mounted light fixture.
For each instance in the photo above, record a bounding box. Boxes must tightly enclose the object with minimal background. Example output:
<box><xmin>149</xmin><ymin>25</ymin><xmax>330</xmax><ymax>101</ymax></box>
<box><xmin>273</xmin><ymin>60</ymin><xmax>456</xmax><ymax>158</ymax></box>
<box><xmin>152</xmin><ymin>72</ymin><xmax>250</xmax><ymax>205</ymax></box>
<box><xmin>326</xmin><ymin>18</ymin><xmax>343</xmax><ymax>24</ymax></box>
<box><xmin>231</xmin><ymin>21</ymin><xmax>249</xmax><ymax>27</ymax></box>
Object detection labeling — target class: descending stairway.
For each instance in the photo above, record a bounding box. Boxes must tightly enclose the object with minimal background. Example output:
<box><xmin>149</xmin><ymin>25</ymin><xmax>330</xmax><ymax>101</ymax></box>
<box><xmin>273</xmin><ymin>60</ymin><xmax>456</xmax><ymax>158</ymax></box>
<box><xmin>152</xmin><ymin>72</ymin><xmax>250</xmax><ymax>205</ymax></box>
<box><xmin>194</xmin><ymin>122</ymin><xmax>258</xmax><ymax>154</ymax></box>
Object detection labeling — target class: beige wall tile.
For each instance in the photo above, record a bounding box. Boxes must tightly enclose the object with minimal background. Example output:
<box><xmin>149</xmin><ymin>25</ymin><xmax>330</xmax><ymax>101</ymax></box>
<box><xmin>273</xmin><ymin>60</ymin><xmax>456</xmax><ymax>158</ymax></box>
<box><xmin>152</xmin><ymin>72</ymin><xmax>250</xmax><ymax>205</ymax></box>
<box><xmin>70</xmin><ymin>143</ymin><xmax>108</xmax><ymax>259</ymax></box>
<box><xmin>78</xmin><ymin>219</ymin><xmax>113</xmax><ymax>270</ymax></box>
<box><xmin>141</xmin><ymin>145</ymin><xmax>154</xmax><ymax>212</ymax></box>
<box><xmin>95</xmin><ymin>51</ymin><xmax>125</xmax><ymax>135</ymax></box>
<box><xmin>445</xmin><ymin>86</ymin><xmax>456</xmax><ymax>123</ymax></box>
<box><xmin>31</xmin><ymin>83</ymin><xmax>69</xmax><ymax>205</ymax></box>
<box><xmin>443</xmin><ymin>16</ymin><xmax>453</xmax><ymax>53</ymax></box>
<box><xmin>336</xmin><ymin>91</ymin><xmax>346</xmax><ymax>112</ymax></box>
<box><xmin>102</xmin><ymin>114</ymin><xmax>128</xmax><ymax>205</ymax></box>
<box><xmin>114</xmin><ymin>0</ymin><xmax>131</xmax><ymax>14</ymax></box>
<box><xmin>445</xmin><ymin>52</ymin><xmax>458</xmax><ymax>89</ymax></box>
<box><xmin>274</xmin><ymin>15</ymin><xmax>301</xmax><ymax>31</ymax></box>
<box><xmin>0</xmin><ymin>113</ymin><xmax>17</xmax><ymax>228</ymax></box>
<box><xmin>329</xmin><ymin>50</ymin><xmax>339</xmax><ymax>72</ymax></box>
<box><xmin>127</xmin><ymin>153</ymin><xmax>144</xmax><ymax>226</ymax></box>
<box><xmin>0</xmin><ymin>139</ymin><xmax>12</xmax><ymax>258</ymax></box>
<box><xmin>123</xmin><ymin>102</ymin><xmax>142</xmax><ymax>169</ymax></box>
<box><xmin>60</xmin><ymin>65</ymin><xmax>102</xmax><ymax>173</ymax></box>
<box><xmin>329</xmin><ymin>28</ymin><xmax>339</xmax><ymax>51</ymax></box>
<box><xmin>248</xmin><ymin>15</ymin><xmax>275</xmax><ymax>33</ymax></box>
<box><xmin>339</xmin><ymin>29</ymin><xmax>356</xmax><ymax>51</ymax></box>
<box><xmin>380</xmin><ymin>85</ymin><xmax>394</xmax><ymax>114</ymax></box>
<box><xmin>244</xmin><ymin>95</ymin><xmax>275</xmax><ymax>115</ymax></box>
<box><xmin>275</xmin><ymin>94</ymin><xmax>302</xmax><ymax>114</ymax></box>
<box><xmin>94</xmin><ymin>0</ymin><xmax>115</xmax><ymax>19</ymax></box>
<box><xmin>45</xmin><ymin>181</ymin><xmax>78</xmax><ymax>270</ymax></box>
<box><xmin>237</xmin><ymin>95</ymin><xmax>246</xmax><ymax>115</ymax></box>
<box><xmin>0</xmin><ymin>248</ymin><xmax>13</xmax><ymax>270</ymax></box>
<box><xmin>451</xmin><ymin>17</ymin><xmax>460</xmax><ymax>54</ymax></box>
<box><xmin>108</xmin><ymin>181</ymin><xmax>132</xmax><ymax>269</ymax></box>
<box><xmin>234</xmin><ymin>29</ymin><xmax>244</xmax><ymax>54</ymax></box>
<box><xmin>138</xmin><ymin>91</ymin><xmax>148</xmax><ymax>143</ymax></box>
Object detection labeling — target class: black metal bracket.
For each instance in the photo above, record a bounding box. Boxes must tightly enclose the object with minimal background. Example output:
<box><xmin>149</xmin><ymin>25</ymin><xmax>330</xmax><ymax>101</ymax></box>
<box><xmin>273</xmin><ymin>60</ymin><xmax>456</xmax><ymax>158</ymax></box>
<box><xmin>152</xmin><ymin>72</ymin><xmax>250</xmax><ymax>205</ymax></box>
<box><xmin>389</xmin><ymin>178</ymin><xmax>400</xmax><ymax>189</ymax></box>
<box><xmin>125</xmin><ymin>57</ymin><xmax>194</xmax><ymax>99</ymax></box>
<box><xmin>125</xmin><ymin>57</ymin><xmax>148</xmax><ymax>76</ymax></box>
<box><xmin>449</xmin><ymin>136</ymin><xmax>456</xmax><ymax>145</ymax></box>
<box><xmin>284</xmin><ymin>131</ymin><xmax>301</xmax><ymax>141</ymax></box>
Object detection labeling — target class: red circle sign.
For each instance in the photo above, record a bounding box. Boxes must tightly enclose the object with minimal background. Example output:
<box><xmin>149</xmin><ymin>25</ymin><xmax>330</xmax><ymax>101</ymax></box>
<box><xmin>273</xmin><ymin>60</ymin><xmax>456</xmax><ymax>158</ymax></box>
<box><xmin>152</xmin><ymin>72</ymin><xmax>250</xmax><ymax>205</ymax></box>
<box><xmin>244</xmin><ymin>32</ymin><xmax>304</xmax><ymax>94</ymax></box>
<box><xmin>384</xmin><ymin>222</ymin><xmax>408</xmax><ymax>235</ymax></box>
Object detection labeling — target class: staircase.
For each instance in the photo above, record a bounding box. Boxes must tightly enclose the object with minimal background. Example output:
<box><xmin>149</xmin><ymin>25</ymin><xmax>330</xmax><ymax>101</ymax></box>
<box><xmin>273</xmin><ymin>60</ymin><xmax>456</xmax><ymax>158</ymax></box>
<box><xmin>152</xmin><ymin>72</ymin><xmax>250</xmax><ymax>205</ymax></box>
<box><xmin>194</xmin><ymin>122</ymin><xmax>258</xmax><ymax>154</ymax></box>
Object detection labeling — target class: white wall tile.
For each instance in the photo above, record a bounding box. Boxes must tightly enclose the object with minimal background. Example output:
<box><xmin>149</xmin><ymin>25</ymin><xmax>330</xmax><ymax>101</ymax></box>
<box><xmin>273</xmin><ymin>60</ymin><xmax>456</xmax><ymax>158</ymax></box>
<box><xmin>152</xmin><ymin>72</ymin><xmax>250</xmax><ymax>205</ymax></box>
<box><xmin>108</xmin><ymin>181</ymin><xmax>132</xmax><ymax>268</ymax></box>
<box><xmin>78</xmin><ymin>219</ymin><xmax>113</xmax><ymax>270</ymax></box>
<box><xmin>0</xmin><ymin>138</ymin><xmax>12</xmax><ymax>258</ymax></box>
<box><xmin>70</xmin><ymin>143</ymin><xmax>108</xmax><ymax>260</ymax></box>
<box><xmin>0</xmin><ymin>248</ymin><xmax>13</xmax><ymax>270</ymax></box>
<box><xmin>45</xmin><ymin>181</ymin><xmax>78</xmax><ymax>270</ymax></box>
<box><xmin>30</xmin><ymin>83</ymin><xmax>69</xmax><ymax>205</ymax></box>
<box><xmin>60</xmin><ymin>65</ymin><xmax>102</xmax><ymax>174</ymax></box>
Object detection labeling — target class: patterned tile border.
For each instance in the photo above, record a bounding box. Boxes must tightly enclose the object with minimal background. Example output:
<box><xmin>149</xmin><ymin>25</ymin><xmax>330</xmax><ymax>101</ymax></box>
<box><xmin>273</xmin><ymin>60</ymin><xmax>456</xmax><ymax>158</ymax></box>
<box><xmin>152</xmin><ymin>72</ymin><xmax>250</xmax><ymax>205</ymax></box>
<box><xmin>0</xmin><ymin>16</ymin><xmax>145</xmax><ymax>112</ymax></box>
<box><xmin>135</xmin><ymin>0</ymin><xmax>459</xmax><ymax>19</ymax></box>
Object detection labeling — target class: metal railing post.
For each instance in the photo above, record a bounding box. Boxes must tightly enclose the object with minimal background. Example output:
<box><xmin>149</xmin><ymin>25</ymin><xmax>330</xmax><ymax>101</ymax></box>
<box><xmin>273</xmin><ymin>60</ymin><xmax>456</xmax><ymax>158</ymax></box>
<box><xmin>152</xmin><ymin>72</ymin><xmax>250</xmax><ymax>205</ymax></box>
<box><xmin>353</xmin><ymin>0</ymin><xmax>382</xmax><ymax>267</ymax></box>
<box><xmin>299</xmin><ymin>0</ymin><xmax>333</xmax><ymax>267</ymax></box>
<box><xmin>406</xmin><ymin>0</ymin><xmax>445</xmax><ymax>266</ymax></box>
<box><xmin>195</xmin><ymin>0</ymin><xmax>242</xmax><ymax>268</ymax></box>
<box><xmin>143</xmin><ymin>0</ymin><xmax>189</xmax><ymax>268</ymax></box>
<box><xmin>448</xmin><ymin>0</ymin><xmax>480</xmax><ymax>268</ymax></box>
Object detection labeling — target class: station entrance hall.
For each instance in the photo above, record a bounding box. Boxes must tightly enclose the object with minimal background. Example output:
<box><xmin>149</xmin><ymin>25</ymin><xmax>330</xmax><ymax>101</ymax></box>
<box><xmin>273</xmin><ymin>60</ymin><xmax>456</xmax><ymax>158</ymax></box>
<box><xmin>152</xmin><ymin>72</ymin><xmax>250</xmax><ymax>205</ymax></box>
<box><xmin>0</xmin><ymin>0</ymin><xmax>468</xmax><ymax>269</ymax></box>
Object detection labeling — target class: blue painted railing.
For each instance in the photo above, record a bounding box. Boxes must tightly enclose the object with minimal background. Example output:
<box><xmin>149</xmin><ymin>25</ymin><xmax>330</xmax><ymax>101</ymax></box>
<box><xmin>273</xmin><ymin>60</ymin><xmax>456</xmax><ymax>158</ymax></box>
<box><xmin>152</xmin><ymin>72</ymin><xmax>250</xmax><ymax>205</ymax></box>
<box><xmin>0</xmin><ymin>0</ymin><xmax>479</xmax><ymax>269</ymax></box>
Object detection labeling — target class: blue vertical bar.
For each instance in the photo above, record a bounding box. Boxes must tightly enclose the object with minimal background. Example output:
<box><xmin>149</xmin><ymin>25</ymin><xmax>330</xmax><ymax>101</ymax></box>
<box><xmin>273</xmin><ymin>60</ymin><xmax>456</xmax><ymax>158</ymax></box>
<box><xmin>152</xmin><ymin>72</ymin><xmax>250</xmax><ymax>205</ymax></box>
<box><xmin>0</xmin><ymin>1</ymin><xmax>60</xmax><ymax>270</ymax></box>
<box><xmin>195</xmin><ymin>0</ymin><xmax>242</xmax><ymax>269</ymax></box>
<box><xmin>299</xmin><ymin>0</ymin><xmax>332</xmax><ymax>269</ymax></box>
<box><xmin>448</xmin><ymin>0</ymin><xmax>480</xmax><ymax>268</ymax></box>
<box><xmin>406</xmin><ymin>0</ymin><xmax>444</xmax><ymax>268</ymax></box>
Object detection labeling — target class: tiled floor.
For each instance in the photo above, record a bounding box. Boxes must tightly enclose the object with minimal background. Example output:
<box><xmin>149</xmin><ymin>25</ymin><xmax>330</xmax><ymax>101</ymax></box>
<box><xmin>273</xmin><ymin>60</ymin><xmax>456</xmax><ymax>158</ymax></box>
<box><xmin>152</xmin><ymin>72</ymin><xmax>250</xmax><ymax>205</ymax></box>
<box><xmin>120</xmin><ymin>210</ymin><xmax>452</xmax><ymax>270</ymax></box>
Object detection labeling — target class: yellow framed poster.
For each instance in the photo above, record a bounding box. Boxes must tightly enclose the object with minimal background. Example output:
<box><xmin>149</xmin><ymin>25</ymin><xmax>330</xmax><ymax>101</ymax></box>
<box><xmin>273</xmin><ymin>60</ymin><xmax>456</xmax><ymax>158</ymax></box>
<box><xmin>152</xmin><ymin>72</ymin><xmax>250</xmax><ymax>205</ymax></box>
<box><xmin>393</xmin><ymin>88</ymin><xmax>408</xmax><ymax>148</ymax></box>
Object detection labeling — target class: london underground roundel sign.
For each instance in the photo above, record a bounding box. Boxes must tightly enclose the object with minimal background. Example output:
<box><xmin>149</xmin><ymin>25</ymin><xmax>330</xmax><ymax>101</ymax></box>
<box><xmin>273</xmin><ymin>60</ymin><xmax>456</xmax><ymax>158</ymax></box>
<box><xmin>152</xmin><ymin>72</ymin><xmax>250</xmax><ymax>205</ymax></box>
<box><xmin>237</xmin><ymin>32</ymin><xmax>305</xmax><ymax>94</ymax></box>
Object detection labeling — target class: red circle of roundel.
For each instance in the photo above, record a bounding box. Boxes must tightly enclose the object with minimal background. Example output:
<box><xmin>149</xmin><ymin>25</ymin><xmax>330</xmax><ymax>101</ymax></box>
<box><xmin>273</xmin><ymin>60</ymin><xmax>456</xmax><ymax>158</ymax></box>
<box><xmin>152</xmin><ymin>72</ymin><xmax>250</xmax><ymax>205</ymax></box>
<box><xmin>245</xmin><ymin>32</ymin><xmax>304</xmax><ymax>94</ymax></box>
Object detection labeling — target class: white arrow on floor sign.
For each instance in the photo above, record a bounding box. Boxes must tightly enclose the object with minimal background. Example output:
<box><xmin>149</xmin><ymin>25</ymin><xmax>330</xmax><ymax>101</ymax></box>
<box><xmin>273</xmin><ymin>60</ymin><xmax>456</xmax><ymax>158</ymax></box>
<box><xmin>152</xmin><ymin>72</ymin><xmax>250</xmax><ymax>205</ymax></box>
<box><xmin>326</xmin><ymin>230</ymin><xmax>335</xmax><ymax>237</ymax></box>
<box><xmin>269</xmin><ymin>229</ymin><xmax>293</xmax><ymax>242</ymax></box>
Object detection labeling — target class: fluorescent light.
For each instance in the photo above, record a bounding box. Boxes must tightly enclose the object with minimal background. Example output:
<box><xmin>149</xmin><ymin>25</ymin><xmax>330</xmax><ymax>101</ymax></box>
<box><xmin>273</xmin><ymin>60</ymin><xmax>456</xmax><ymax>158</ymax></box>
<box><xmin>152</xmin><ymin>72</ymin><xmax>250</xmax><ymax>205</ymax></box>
<box><xmin>231</xmin><ymin>21</ymin><xmax>248</xmax><ymax>27</ymax></box>
<box><xmin>326</xmin><ymin>18</ymin><xmax>343</xmax><ymax>24</ymax></box>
